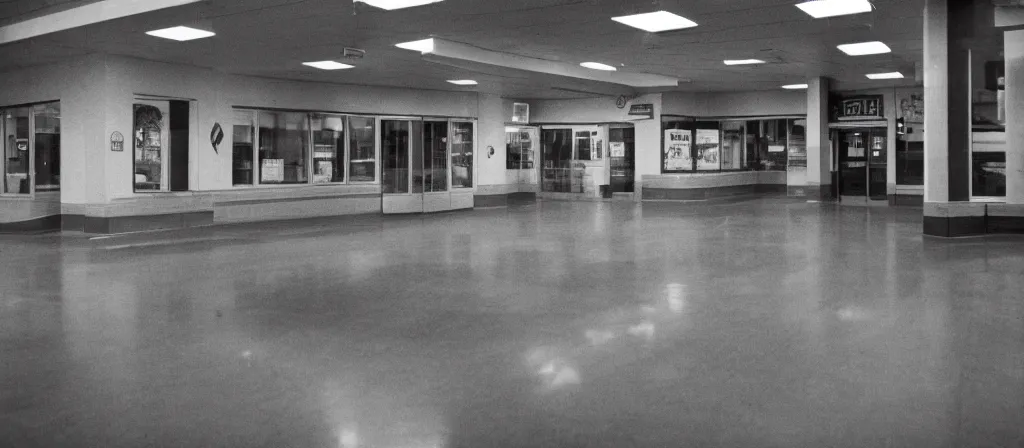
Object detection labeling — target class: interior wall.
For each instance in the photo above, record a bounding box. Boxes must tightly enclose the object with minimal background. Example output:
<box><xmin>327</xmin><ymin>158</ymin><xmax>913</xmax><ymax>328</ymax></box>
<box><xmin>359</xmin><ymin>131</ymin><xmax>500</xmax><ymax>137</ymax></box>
<box><xmin>101</xmin><ymin>54</ymin><xmax>482</xmax><ymax>199</ymax></box>
<box><xmin>477</xmin><ymin>93</ymin><xmax>507</xmax><ymax>187</ymax></box>
<box><xmin>662</xmin><ymin>90</ymin><xmax>807</xmax><ymax>117</ymax></box>
<box><xmin>0</xmin><ymin>54</ymin><xmax>107</xmax><ymax>207</ymax></box>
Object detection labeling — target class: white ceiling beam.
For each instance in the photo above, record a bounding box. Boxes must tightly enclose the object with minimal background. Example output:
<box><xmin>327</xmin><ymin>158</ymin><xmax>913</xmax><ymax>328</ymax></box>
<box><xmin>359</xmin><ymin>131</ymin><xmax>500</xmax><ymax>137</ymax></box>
<box><xmin>0</xmin><ymin>0</ymin><xmax>204</xmax><ymax>45</ymax></box>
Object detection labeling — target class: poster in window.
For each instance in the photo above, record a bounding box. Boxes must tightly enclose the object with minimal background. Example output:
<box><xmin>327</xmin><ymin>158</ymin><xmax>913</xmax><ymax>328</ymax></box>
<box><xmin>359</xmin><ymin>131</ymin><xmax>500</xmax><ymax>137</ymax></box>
<box><xmin>695</xmin><ymin>129</ymin><xmax>720</xmax><ymax>171</ymax></box>
<box><xmin>610</xmin><ymin>142</ymin><xmax>625</xmax><ymax>158</ymax></box>
<box><xmin>261</xmin><ymin>159</ymin><xmax>284</xmax><ymax>183</ymax></box>
<box><xmin>664</xmin><ymin>129</ymin><xmax>691</xmax><ymax>171</ymax></box>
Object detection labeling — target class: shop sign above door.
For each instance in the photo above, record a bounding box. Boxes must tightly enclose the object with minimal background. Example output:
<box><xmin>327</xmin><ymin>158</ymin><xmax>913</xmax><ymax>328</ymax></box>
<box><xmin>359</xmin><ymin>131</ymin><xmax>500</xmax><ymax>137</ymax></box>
<box><xmin>627</xmin><ymin>103</ymin><xmax>654</xmax><ymax>120</ymax></box>
<box><xmin>838</xmin><ymin>95</ymin><xmax>883</xmax><ymax>121</ymax></box>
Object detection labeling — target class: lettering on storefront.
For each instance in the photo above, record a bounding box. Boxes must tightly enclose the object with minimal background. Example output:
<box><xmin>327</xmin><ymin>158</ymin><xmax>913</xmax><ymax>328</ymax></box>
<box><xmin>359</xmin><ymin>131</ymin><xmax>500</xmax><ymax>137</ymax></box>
<box><xmin>838</xmin><ymin>95</ymin><xmax>884</xmax><ymax>121</ymax></box>
<box><xmin>210</xmin><ymin>123</ymin><xmax>224</xmax><ymax>154</ymax></box>
<box><xmin>628</xmin><ymin>103</ymin><xmax>654</xmax><ymax>120</ymax></box>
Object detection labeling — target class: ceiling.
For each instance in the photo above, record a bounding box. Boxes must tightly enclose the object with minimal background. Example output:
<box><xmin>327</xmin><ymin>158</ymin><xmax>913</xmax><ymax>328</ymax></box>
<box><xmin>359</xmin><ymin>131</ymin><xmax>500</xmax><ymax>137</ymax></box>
<box><xmin>0</xmin><ymin>0</ymin><xmax>995</xmax><ymax>100</ymax></box>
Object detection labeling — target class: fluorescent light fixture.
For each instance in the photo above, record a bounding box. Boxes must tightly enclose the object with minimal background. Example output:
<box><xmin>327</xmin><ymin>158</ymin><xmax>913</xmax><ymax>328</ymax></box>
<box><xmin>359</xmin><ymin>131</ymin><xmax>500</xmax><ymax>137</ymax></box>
<box><xmin>723</xmin><ymin>59</ymin><xmax>765</xmax><ymax>65</ymax></box>
<box><xmin>611</xmin><ymin>10</ymin><xmax>698</xmax><ymax>33</ymax></box>
<box><xmin>866</xmin><ymin>71</ymin><xmax>904</xmax><ymax>79</ymax></box>
<box><xmin>796</xmin><ymin>0</ymin><xmax>872</xmax><ymax>18</ymax></box>
<box><xmin>837</xmin><ymin>41</ymin><xmax>891</xmax><ymax>56</ymax></box>
<box><xmin>354</xmin><ymin>0</ymin><xmax>443</xmax><ymax>10</ymax></box>
<box><xmin>505</xmin><ymin>127</ymin><xmax>520</xmax><ymax>133</ymax></box>
<box><xmin>396</xmin><ymin>38</ymin><xmax>435</xmax><ymax>53</ymax></box>
<box><xmin>447</xmin><ymin>80</ymin><xmax>478</xmax><ymax>85</ymax></box>
<box><xmin>302</xmin><ymin>61</ymin><xmax>354</xmax><ymax>70</ymax></box>
<box><xmin>580</xmin><ymin>62</ymin><xmax>617</xmax><ymax>71</ymax></box>
<box><xmin>146</xmin><ymin>26</ymin><xmax>215</xmax><ymax>41</ymax></box>
<box><xmin>782</xmin><ymin>84</ymin><xmax>809</xmax><ymax>89</ymax></box>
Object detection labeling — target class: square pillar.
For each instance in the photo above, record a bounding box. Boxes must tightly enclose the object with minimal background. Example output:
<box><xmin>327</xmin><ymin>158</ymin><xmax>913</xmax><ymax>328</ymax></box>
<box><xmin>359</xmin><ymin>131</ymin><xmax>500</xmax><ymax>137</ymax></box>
<box><xmin>805</xmin><ymin>77</ymin><xmax>831</xmax><ymax>201</ymax></box>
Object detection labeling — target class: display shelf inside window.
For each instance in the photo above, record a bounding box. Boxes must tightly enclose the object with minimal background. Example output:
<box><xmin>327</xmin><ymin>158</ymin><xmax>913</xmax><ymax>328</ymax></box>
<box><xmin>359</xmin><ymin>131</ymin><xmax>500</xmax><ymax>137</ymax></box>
<box><xmin>312</xmin><ymin>117</ymin><xmax>344</xmax><ymax>184</ymax></box>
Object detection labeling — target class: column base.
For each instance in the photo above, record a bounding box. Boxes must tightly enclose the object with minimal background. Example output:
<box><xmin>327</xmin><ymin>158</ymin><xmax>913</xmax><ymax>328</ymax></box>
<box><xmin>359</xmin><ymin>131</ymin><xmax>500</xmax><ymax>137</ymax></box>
<box><xmin>923</xmin><ymin>202</ymin><xmax>988</xmax><ymax>237</ymax></box>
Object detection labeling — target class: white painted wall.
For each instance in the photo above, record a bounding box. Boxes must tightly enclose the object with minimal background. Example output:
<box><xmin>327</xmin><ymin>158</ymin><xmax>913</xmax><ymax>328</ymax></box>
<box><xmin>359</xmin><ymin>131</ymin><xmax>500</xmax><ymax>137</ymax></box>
<box><xmin>476</xmin><ymin>93</ymin><xmax>507</xmax><ymax>188</ymax></box>
<box><xmin>662</xmin><ymin>91</ymin><xmax>807</xmax><ymax>117</ymax></box>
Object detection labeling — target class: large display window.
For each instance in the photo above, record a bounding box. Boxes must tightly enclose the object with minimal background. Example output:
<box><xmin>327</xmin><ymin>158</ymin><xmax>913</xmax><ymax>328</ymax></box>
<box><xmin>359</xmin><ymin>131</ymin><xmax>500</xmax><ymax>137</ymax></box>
<box><xmin>661</xmin><ymin>116</ymin><xmax>797</xmax><ymax>173</ymax></box>
<box><xmin>233</xmin><ymin>110</ymin><xmax>379</xmax><ymax>187</ymax></box>
<box><xmin>1</xmin><ymin>101</ymin><xmax>60</xmax><ymax>195</ymax></box>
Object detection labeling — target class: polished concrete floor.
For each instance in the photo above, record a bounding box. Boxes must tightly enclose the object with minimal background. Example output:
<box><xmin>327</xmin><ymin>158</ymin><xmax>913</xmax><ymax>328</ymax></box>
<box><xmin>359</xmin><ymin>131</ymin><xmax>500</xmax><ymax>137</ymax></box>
<box><xmin>2</xmin><ymin>197</ymin><xmax>1024</xmax><ymax>448</ymax></box>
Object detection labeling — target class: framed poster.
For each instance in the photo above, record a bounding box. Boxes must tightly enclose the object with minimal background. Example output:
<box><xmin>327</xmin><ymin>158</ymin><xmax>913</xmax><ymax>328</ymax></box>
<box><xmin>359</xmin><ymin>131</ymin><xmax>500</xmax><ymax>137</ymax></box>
<box><xmin>664</xmin><ymin>129</ymin><xmax>692</xmax><ymax>172</ymax></box>
<box><xmin>695</xmin><ymin>129</ymin><xmax>720</xmax><ymax>171</ymax></box>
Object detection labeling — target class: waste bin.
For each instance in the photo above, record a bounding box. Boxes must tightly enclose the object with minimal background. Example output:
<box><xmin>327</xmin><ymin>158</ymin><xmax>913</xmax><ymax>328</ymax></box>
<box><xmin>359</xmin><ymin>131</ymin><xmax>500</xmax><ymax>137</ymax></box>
<box><xmin>600</xmin><ymin>185</ymin><xmax>612</xmax><ymax>198</ymax></box>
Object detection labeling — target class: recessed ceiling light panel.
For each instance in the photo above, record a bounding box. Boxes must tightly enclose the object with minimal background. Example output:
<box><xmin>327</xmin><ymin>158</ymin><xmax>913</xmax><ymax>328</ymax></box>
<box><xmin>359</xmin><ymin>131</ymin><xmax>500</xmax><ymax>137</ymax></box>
<box><xmin>303</xmin><ymin>61</ymin><xmax>354</xmax><ymax>70</ymax></box>
<box><xmin>837</xmin><ymin>41</ymin><xmax>891</xmax><ymax>56</ymax></box>
<box><xmin>611</xmin><ymin>10</ymin><xmax>698</xmax><ymax>33</ymax></box>
<box><xmin>580</xmin><ymin>62</ymin><xmax>617</xmax><ymax>71</ymax></box>
<box><xmin>447</xmin><ymin>80</ymin><xmax>478</xmax><ymax>85</ymax></box>
<box><xmin>146</xmin><ymin>26</ymin><xmax>215</xmax><ymax>41</ymax></box>
<box><xmin>355</xmin><ymin>0</ymin><xmax>443</xmax><ymax>10</ymax></box>
<box><xmin>796</xmin><ymin>0</ymin><xmax>872</xmax><ymax>18</ymax></box>
<box><xmin>866</xmin><ymin>72</ymin><xmax>904</xmax><ymax>79</ymax></box>
<box><xmin>723</xmin><ymin>59</ymin><xmax>766</xmax><ymax>66</ymax></box>
<box><xmin>396</xmin><ymin>38</ymin><xmax>435</xmax><ymax>53</ymax></box>
<box><xmin>782</xmin><ymin>84</ymin><xmax>809</xmax><ymax>89</ymax></box>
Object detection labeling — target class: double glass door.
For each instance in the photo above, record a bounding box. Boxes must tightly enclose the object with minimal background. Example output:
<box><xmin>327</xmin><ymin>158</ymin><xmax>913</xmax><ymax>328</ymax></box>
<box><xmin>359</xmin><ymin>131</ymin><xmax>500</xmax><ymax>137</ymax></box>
<box><xmin>837</xmin><ymin>128</ymin><xmax>887</xmax><ymax>203</ymax></box>
<box><xmin>381</xmin><ymin>118</ymin><xmax>474</xmax><ymax>214</ymax></box>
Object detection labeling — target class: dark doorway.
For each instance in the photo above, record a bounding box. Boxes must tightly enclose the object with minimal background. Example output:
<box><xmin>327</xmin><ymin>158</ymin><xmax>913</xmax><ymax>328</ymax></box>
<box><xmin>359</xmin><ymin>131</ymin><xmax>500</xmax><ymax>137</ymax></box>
<box><xmin>609</xmin><ymin>126</ymin><xmax>635</xmax><ymax>193</ymax></box>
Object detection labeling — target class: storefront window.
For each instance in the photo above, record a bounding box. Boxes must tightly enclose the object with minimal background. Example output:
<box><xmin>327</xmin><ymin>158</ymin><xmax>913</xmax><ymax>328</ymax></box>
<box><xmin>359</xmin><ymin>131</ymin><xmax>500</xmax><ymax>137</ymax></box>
<box><xmin>788</xmin><ymin>119</ymin><xmax>807</xmax><ymax>171</ymax></box>
<box><xmin>663</xmin><ymin>118</ymin><xmax>694</xmax><ymax>172</ymax></box>
<box><xmin>32</xmin><ymin>103</ymin><xmax>60</xmax><ymax>192</ymax></box>
<box><xmin>895</xmin><ymin>138</ymin><xmax>924</xmax><ymax>185</ymax></box>
<box><xmin>381</xmin><ymin>120</ymin><xmax>410</xmax><ymax>194</ymax></box>
<box><xmin>134</xmin><ymin>101</ymin><xmax>169</xmax><ymax>191</ymax></box>
<box><xmin>348</xmin><ymin>116</ymin><xmax>376</xmax><ymax>183</ymax></box>
<box><xmin>762</xmin><ymin>119</ymin><xmax>788</xmax><ymax>171</ymax></box>
<box><xmin>424</xmin><ymin>121</ymin><xmax>448</xmax><ymax>192</ymax></box>
<box><xmin>258</xmin><ymin>111</ymin><xmax>308</xmax><ymax>185</ymax></box>
<box><xmin>695</xmin><ymin>121</ymin><xmax>720</xmax><ymax>171</ymax></box>
<box><xmin>311</xmin><ymin>114</ymin><xmax>344</xmax><ymax>184</ymax></box>
<box><xmin>2</xmin><ymin>107</ymin><xmax>31</xmax><ymax>194</ymax></box>
<box><xmin>451</xmin><ymin>121</ymin><xmax>473</xmax><ymax>188</ymax></box>
<box><xmin>973</xmin><ymin>152</ymin><xmax>1006</xmax><ymax>197</ymax></box>
<box><xmin>721</xmin><ymin>121</ymin><xmax>745</xmax><ymax>170</ymax></box>
<box><xmin>232</xmin><ymin>110</ymin><xmax>255</xmax><ymax>186</ymax></box>
<box><xmin>506</xmin><ymin>127</ymin><xmax>536</xmax><ymax>170</ymax></box>
<box><xmin>541</xmin><ymin>128</ymin><xmax>574</xmax><ymax>192</ymax></box>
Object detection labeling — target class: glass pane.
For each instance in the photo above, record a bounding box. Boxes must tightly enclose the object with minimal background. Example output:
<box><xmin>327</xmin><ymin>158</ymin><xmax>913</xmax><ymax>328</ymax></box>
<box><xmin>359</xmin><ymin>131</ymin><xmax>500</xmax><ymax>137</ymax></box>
<box><xmin>541</xmin><ymin>129</ymin><xmax>573</xmax><ymax>192</ymax></box>
<box><xmin>695</xmin><ymin>122</ymin><xmax>720</xmax><ymax>171</ymax></box>
<box><xmin>258</xmin><ymin>111</ymin><xmax>308</xmax><ymax>185</ymax></box>
<box><xmin>721</xmin><ymin>121</ymin><xmax>744</xmax><ymax>170</ymax></box>
<box><xmin>311</xmin><ymin>114</ymin><xmax>344</xmax><ymax>184</ymax></box>
<box><xmin>745</xmin><ymin>120</ymin><xmax>760</xmax><ymax>171</ymax></box>
<box><xmin>973</xmin><ymin>152</ymin><xmax>1006</xmax><ymax>197</ymax></box>
<box><xmin>575</xmin><ymin>131</ymin><xmax>592</xmax><ymax>160</ymax></box>
<box><xmin>411</xmin><ymin>121</ymin><xmax>424</xmax><ymax>194</ymax></box>
<box><xmin>762</xmin><ymin>119</ymin><xmax>788</xmax><ymax>171</ymax></box>
<box><xmin>506</xmin><ymin>127</ymin><xmax>535</xmax><ymax>170</ymax></box>
<box><xmin>788</xmin><ymin>119</ymin><xmax>807</xmax><ymax>170</ymax></box>
<box><xmin>3</xmin><ymin>107</ymin><xmax>31</xmax><ymax>194</ymax></box>
<box><xmin>32</xmin><ymin>102</ymin><xmax>60</xmax><ymax>192</ymax></box>
<box><xmin>452</xmin><ymin>121</ymin><xmax>473</xmax><ymax>188</ymax></box>
<box><xmin>382</xmin><ymin>120</ymin><xmax>410</xmax><ymax>194</ymax></box>
<box><xmin>348</xmin><ymin>116</ymin><xmax>376</xmax><ymax>182</ymax></box>
<box><xmin>134</xmin><ymin>101</ymin><xmax>169</xmax><ymax>191</ymax></box>
<box><xmin>232</xmin><ymin>110</ymin><xmax>255</xmax><ymax>186</ymax></box>
<box><xmin>662</xmin><ymin>121</ymin><xmax>693</xmax><ymax>172</ymax></box>
<box><xmin>424</xmin><ymin>121</ymin><xmax>448</xmax><ymax>192</ymax></box>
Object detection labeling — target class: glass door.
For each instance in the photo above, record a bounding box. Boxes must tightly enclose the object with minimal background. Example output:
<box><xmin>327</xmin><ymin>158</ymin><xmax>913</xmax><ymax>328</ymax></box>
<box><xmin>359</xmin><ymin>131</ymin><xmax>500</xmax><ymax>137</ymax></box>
<box><xmin>867</xmin><ymin>131</ymin><xmax>888</xmax><ymax>202</ymax></box>
<box><xmin>450</xmin><ymin>120</ymin><xmax>475</xmax><ymax>210</ymax></box>
<box><xmin>423</xmin><ymin>119</ymin><xmax>451</xmax><ymax>212</ymax></box>
<box><xmin>838</xmin><ymin>129</ymin><xmax>868</xmax><ymax>202</ymax></box>
<box><xmin>381</xmin><ymin>118</ymin><xmax>423</xmax><ymax>214</ymax></box>
<box><xmin>609</xmin><ymin>126</ymin><xmax>635</xmax><ymax>193</ymax></box>
<box><xmin>506</xmin><ymin>126</ymin><xmax>539</xmax><ymax>189</ymax></box>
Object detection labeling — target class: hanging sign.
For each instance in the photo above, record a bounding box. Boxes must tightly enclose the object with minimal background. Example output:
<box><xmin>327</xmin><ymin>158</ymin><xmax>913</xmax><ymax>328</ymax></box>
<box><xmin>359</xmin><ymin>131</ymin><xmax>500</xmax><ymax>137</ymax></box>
<box><xmin>110</xmin><ymin>131</ymin><xmax>124</xmax><ymax>152</ymax></box>
<box><xmin>838</xmin><ymin>95</ymin><xmax>884</xmax><ymax>121</ymax></box>
<box><xmin>628</xmin><ymin>103</ymin><xmax>654</xmax><ymax>120</ymax></box>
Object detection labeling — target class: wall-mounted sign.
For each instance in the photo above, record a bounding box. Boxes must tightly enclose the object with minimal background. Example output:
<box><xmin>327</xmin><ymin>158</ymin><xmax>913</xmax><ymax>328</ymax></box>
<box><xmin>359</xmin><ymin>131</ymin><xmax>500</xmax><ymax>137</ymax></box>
<box><xmin>512</xmin><ymin>102</ymin><xmax>530</xmax><ymax>123</ymax></box>
<box><xmin>628</xmin><ymin>103</ymin><xmax>654</xmax><ymax>120</ymax></box>
<box><xmin>110</xmin><ymin>131</ymin><xmax>124</xmax><ymax>152</ymax></box>
<box><xmin>210</xmin><ymin>123</ymin><xmax>224</xmax><ymax>154</ymax></box>
<box><xmin>838</xmin><ymin>95</ymin><xmax>884</xmax><ymax>121</ymax></box>
<box><xmin>616</xmin><ymin>94</ymin><xmax>639</xmax><ymax>109</ymax></box>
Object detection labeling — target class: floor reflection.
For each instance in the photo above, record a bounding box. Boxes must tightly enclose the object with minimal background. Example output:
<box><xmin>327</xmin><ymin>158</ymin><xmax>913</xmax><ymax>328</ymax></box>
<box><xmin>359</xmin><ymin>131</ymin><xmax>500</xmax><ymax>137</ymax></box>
<box><xmin>1</xmin><ymin>201</ymin><xmax>1023</xmax><ymax>447</ymax></box>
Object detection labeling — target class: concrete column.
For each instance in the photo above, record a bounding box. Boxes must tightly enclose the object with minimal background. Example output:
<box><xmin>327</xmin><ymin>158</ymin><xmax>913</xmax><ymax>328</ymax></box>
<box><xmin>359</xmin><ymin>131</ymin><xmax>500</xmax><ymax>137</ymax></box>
<box><xmin>922</xmin><ymin>0</ymin><xmax>986</xmax><ymax>237</ymax></box>
<box><xmin>805</xmin><ymin>77</ymin><xmax>830</xmax><ymax>201</ymax></box>
<box><xmin>1005</xmin><ymin>29</ymin><xmax>1024</xmax><ymax>204</ymax></box>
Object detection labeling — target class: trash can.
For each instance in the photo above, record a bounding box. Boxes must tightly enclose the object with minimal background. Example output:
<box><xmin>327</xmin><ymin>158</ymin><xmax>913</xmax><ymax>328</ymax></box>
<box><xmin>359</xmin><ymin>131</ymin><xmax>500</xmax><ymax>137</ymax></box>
<box><xmin>600</xmin><ymin>185</ymin><xmax>612</xmax><ymax>198</ymax></box>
